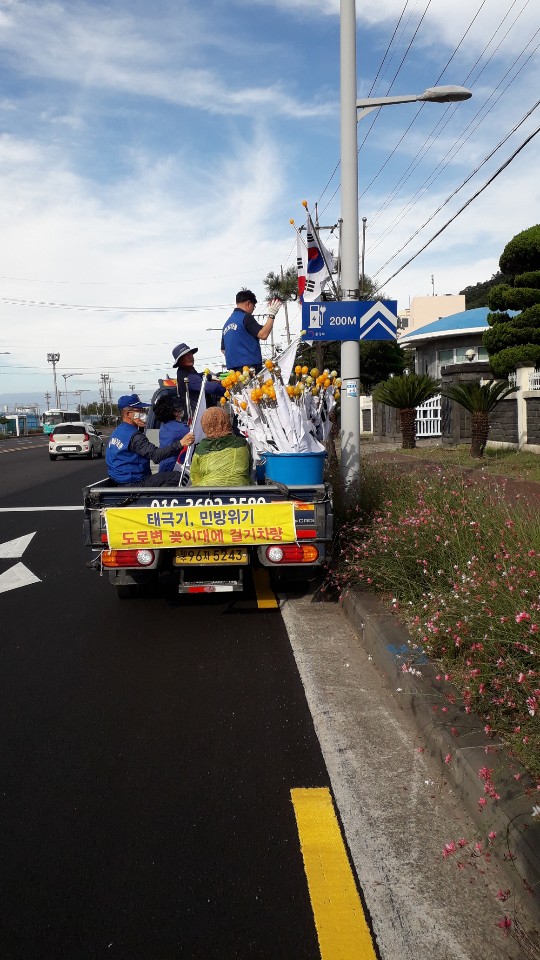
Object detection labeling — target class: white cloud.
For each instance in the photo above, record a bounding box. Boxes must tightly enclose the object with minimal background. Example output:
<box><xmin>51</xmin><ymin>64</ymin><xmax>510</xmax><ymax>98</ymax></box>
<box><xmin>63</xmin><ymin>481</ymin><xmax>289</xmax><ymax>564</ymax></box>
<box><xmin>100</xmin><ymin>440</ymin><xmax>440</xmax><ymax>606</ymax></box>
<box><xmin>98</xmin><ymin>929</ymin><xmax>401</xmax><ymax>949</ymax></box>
<box><xmin>0</xmin><ymin>0</ymin><xmax>538</xmax><ymax>403</ymax></box>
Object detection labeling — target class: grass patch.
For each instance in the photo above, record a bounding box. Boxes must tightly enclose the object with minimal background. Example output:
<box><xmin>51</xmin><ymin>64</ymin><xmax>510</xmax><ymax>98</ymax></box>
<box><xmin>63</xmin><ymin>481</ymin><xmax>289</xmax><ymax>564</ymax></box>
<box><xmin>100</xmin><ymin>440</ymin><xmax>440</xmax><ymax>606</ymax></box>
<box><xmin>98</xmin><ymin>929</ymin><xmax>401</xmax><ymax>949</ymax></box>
<box><xmin>395</xmin><ymin>444</ymin><xmax>540</xmax><ymax>483</ymax></box>
<box><xmin>328</xmin><ymin>459</ymin><xmax>540</xmax><ymax>782</ymax></box>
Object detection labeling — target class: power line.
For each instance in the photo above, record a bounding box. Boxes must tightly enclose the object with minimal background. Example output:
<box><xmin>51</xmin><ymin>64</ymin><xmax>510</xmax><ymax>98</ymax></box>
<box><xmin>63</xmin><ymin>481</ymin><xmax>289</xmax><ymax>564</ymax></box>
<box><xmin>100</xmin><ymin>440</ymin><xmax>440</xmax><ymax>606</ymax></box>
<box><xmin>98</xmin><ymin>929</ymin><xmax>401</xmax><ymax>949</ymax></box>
<box><xmin>374</xmin><ymin>123</ymin><xmax>540</xmax><ymax>291</ymax></box>
<box><xmin>0</xmin><ymin>297</ymin><xmax>234</xmax><ymax>314</ymax></box>
<box><xmin>372</xmin><ymin>99</ymin><xmax>539</xmax><ymax>277</ymax></box>
<box><xmin>367</xmin><ymin>23</ymin><xmax>540</xmax><ymax>240</ymax></box>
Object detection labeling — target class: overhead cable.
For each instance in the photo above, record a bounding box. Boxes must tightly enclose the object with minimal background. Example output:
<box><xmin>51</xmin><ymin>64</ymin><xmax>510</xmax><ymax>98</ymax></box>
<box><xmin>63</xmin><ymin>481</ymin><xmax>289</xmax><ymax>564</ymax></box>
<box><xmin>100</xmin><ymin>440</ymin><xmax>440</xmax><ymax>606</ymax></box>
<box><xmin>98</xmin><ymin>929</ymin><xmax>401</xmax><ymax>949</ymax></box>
<box><xmin>373</xmin><ymin>100</ymin><xmax>540</xmax><ymax>277</ymax></box>
<box><xmin>374</xmin><ymin>124</ymin><xmax>540</xmax><ymax>291</ymax></box>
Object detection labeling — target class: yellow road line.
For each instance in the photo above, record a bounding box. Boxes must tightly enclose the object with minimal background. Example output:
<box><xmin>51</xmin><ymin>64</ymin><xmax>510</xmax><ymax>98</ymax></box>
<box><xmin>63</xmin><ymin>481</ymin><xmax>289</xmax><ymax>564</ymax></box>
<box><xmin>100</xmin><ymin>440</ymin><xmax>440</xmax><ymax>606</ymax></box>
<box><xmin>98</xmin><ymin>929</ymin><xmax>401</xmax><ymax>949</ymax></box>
<box><xmin>252</xmin><ymin>567</ymin><xmax>278</xmax><ymax>609</ymax></box>
<box><xmin>291</xmin><ymin>787</ymin><xmax>378</xmax><ymax>960</ymax></box>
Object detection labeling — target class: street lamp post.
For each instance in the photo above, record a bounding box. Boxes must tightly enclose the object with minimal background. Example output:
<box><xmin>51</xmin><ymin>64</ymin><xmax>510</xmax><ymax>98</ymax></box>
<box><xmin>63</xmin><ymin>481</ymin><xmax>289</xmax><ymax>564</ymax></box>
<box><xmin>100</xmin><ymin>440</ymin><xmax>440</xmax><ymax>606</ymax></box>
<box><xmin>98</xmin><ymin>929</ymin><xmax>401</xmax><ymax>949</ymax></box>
<box><xmin>339</xmin><ymin>0</ymin><xmax>472</xmax><ymax>489</ymax></box>
<box><xmin>62</xmin><ymin>373</ymin><xmax>76</xmax><ymax>410</ymax></box>
<box><xmin>74</xmin><ymin>389</ymin><xmax>91</xmax><ymax>416</ymax></box>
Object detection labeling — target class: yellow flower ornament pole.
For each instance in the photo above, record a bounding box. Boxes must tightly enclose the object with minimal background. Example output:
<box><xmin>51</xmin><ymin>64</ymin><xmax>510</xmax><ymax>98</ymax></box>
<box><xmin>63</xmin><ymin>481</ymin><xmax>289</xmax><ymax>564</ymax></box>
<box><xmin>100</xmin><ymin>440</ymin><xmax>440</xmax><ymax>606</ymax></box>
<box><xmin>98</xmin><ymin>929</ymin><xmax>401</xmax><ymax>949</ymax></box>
<box><xmin>220</xmin><ymin>353</ymin><xmax>341</xmax><ymax>457</ymax></box>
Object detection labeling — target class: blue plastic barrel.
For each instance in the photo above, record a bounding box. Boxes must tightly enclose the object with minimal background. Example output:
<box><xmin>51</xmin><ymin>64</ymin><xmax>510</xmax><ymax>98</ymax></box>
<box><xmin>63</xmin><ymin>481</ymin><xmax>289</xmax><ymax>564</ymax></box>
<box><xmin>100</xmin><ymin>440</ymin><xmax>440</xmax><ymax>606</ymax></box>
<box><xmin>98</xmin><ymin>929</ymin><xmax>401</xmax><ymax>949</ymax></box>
<box><xmin>262</xmin><ymin>451</ymin><xmax>326</xmax><ymax>485</ymax></box>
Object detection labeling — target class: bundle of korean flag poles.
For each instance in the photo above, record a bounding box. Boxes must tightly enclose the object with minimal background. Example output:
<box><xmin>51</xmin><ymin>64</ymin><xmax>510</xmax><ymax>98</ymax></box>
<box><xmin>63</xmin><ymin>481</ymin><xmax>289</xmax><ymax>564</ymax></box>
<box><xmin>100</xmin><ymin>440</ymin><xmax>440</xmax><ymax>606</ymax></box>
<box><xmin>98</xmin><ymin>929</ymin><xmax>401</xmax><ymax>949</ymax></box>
<box><xmin>219</xmin><ymin>339</ymin><xmax>341</xmax><ymax>459</ymax></box>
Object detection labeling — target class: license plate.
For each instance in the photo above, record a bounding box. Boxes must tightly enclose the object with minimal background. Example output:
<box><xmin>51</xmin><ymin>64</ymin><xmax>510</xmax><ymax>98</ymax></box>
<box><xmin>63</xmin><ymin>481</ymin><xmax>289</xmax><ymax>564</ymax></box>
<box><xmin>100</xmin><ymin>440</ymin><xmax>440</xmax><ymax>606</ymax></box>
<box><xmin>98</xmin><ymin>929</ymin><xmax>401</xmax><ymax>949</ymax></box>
<box><xmin>61</xmin><ymin>446</ymin><xmax>77</xmax><ymax>451</ymax></box>
<box><xmin>174</xmin><ymin>547</ymin><xmax>249</xmax><ymax>565</ymax></box>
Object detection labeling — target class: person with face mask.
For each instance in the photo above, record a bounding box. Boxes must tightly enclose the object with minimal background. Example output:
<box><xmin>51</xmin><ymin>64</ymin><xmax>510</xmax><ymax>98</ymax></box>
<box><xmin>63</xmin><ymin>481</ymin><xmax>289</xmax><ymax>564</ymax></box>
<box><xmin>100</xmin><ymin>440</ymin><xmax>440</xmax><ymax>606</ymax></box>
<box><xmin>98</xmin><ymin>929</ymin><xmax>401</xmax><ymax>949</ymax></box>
<box><xmin>106</xmin><ymin>394</ymin><xmax>194</xmax><ymax>486</ymax></box>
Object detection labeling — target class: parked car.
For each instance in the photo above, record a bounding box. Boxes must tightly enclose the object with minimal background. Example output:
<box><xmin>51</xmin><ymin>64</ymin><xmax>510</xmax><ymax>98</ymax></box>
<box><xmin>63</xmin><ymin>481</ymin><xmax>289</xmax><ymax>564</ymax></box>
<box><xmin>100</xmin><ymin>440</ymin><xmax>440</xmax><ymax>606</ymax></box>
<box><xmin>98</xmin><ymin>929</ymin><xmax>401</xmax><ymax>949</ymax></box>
<box><xmin>49</xmin><ymin>422</ymin><xmax>105</xmax><ymax>461</ymax></box>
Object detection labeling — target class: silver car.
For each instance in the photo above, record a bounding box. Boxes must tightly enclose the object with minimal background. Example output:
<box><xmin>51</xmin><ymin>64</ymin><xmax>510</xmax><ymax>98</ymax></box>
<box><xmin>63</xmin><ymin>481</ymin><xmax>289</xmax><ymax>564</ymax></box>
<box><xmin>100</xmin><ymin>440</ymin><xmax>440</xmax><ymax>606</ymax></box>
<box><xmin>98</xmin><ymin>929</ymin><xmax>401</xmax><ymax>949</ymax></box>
<box><xmin>49</xmin><ymin>422</ymin><xmax>105</xmax><ymax>461</ymax></box>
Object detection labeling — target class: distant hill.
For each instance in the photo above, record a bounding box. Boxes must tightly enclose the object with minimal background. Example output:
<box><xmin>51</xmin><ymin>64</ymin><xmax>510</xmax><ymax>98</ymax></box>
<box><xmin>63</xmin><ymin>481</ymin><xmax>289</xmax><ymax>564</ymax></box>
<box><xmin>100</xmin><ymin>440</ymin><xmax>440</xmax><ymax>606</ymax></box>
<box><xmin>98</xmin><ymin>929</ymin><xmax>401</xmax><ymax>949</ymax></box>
<box><xmin>459</xmin><ymin>272</ymin><xmax>510</xmax><ymax>309</ymax></box>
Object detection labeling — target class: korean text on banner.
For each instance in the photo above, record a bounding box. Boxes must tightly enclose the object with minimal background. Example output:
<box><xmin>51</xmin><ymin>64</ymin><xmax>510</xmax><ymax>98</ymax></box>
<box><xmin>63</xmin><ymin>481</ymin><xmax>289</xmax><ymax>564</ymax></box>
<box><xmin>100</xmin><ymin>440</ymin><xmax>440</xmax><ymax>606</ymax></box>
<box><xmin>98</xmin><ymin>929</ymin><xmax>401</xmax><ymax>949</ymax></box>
<box><xmin>104</xmin><ymin>502</ymin><xmax>297</xmax><ymax>549</ymax></box>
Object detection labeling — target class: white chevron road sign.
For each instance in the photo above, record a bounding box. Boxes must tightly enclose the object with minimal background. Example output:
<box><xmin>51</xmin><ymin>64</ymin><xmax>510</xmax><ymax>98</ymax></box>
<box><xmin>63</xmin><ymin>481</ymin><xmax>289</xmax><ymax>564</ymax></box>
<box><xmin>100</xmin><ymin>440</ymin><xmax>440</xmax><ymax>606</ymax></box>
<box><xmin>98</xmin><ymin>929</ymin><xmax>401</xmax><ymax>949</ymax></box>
<box><xmin>359</xmin><ymin>300</ymin><xmax>397</xmax><ymax>341</ymax></box>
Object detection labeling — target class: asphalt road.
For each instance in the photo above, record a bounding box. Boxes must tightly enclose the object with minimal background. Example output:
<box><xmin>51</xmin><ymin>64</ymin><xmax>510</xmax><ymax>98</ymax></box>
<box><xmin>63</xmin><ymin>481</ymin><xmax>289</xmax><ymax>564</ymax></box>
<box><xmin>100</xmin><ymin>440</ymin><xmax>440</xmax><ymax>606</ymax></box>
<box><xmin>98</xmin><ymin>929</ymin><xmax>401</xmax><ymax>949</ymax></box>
<box><xmin>0</xmin><ymin>437</ymin><xmax>331</xmax><ymax>959</ymax></box>
<box><xmin>1</xmin><ymin>437</ymin><xmax>528</xmax><ymax>960</ymax></box>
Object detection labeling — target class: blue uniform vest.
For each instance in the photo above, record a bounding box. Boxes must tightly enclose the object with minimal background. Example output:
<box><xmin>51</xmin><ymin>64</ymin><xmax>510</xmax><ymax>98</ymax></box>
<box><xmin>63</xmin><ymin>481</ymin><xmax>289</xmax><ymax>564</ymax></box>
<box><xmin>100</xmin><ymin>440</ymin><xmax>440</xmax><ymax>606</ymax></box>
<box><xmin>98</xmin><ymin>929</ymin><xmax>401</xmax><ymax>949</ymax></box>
<box><xmin>158</xmin><ymin>420</ymin><xmax>189</xmax><ymax>473</ymax></box>
<box><xmin>106</xmin><ymin>422</ymin><xmax>150</xmax><ymax>483</ymax></box>
<box><xmin>222</xmin><ymin>308</ymin><xmax>262</xmax><ymax>369</ymax></box>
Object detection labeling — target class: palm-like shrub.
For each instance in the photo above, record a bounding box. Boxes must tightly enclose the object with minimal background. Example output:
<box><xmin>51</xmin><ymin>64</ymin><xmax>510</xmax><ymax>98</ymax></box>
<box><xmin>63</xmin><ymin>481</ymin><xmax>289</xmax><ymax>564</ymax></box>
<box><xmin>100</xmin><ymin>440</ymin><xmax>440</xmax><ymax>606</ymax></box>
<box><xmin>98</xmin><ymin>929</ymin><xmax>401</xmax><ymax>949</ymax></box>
<box><xmin>372</xmin><ymin>373</ymin><xmax>440</xmax><ymax>449</ymax></box>
<box><xmin>444</xmin><ymin>380</ymin><xmax>518</xmax><ymax>458</ymax></box>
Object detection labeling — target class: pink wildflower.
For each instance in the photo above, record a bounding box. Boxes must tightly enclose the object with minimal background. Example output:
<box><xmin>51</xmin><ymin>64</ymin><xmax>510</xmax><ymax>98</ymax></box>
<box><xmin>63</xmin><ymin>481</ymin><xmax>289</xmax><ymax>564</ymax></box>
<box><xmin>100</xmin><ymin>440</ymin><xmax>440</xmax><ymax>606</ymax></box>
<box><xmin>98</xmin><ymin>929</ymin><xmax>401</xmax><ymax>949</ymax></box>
<box><xmin>497</xmin><ymin>916</ymin><xmax>512</xmax><ymax>932</ymax></box>
<box><xmin>444</xmin><ymin>754</ymin><xmax>452</xmax><ymax>764</ymax></box>
<box><xmin>496</xmin><ymin>889</ymin><xmax>510</xmax><ymax>902</ymax></box>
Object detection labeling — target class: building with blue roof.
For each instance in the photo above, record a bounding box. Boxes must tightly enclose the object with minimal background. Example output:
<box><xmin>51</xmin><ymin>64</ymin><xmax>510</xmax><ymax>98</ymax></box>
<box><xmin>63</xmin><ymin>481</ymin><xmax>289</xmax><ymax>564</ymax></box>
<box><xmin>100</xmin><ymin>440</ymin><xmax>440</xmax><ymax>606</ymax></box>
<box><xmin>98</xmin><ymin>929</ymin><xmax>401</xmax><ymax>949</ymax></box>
<box><xmin>399</xmin><ymin>307</ymin><xmax>518</xmax><ymax>378</ymax></box>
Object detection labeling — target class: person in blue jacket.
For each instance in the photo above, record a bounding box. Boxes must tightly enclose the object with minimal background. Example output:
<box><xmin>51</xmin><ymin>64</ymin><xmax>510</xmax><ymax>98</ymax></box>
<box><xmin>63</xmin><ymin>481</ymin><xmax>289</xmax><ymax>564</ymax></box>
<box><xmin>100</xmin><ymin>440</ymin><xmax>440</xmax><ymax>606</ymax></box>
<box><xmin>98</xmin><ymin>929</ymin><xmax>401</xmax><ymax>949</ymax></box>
<box><xmin>106</xmin><ymin>394</ymin><xmax>194</xmax><ymax>486</ymax></box>
<box><xmin>221</xmin><ymin>289</ymin><xmax>282</xmax><ymax>373</ymax></box>
<box><xmin>172</xmin><ymin>343</ymin><xmax>226</xmax><ymax>412</ymax></box>
<box><xmin>153</xmin><ymin>395</ymin><xmax>191</xmax><ymax>473</ymax></box>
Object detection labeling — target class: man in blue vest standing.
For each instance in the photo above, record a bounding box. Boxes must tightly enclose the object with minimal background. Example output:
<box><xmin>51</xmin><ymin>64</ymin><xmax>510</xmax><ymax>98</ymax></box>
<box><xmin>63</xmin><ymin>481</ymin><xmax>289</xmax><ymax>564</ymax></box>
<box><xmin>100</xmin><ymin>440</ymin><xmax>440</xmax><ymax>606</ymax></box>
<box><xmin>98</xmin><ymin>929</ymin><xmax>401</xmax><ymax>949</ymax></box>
<box><xmin>106</xmin><ymin>394</ymin><xmax>194</xmax><ymax>486</ymax></box>
<box><xmin>221</xmin><ymin>289</ymin><xmax>282</xmax><ymax>373</ymax></box>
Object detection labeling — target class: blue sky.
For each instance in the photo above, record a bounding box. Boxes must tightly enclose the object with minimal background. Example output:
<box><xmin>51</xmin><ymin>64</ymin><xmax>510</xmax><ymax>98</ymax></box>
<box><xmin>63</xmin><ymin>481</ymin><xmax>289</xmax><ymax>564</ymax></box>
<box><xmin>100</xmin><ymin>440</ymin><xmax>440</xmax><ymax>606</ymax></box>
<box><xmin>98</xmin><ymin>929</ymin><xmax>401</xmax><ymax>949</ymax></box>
<box><xmin>0</xmin><ymin>0</ymin><xmax>538</xmax><ymax>404</ymax></box>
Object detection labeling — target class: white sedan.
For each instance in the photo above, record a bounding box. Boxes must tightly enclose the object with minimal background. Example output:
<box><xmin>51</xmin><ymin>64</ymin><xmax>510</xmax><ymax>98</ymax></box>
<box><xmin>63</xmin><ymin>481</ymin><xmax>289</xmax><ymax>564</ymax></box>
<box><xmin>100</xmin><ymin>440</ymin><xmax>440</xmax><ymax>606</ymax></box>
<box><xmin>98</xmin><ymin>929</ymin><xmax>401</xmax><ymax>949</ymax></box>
<box><xmin>49</xmin><ymin>422</ymin><xmax>105</xmax><ymax>461</ymax></box>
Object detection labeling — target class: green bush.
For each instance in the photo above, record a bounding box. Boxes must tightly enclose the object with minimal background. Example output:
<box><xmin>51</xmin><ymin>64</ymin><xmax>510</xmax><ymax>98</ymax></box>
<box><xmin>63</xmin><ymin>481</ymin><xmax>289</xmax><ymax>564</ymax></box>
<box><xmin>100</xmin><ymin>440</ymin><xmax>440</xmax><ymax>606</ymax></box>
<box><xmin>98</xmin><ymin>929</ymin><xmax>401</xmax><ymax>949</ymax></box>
<box><xmin>488</xmin><ymin>286</ymin><xmax>540</xmax><ymax>311</ymax></box>
<box><xmin>515</xmin><ymin>269</ymin><xmax>540</xmax><ymax>288</ymax></box>
<box><xmin>487</xmin><ymin>284</ymin><xmax>514</xmax><ymax>311</ymax></box>
<box><xmin>489</xmin><ymin>344</ymin><xmax>540</xmax><ymax>378</ymax></box>
<box><xmin>499</xmin><ymin>223</ymin><xmax>540</xmax><ymax>276</ymax></box>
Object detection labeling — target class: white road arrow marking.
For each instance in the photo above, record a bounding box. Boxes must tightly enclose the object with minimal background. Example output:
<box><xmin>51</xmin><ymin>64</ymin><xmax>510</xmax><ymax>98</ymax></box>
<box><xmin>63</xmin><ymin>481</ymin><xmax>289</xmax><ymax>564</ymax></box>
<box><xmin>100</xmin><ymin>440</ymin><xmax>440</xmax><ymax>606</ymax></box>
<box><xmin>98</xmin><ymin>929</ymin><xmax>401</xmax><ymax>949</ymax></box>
<box><xmin>0</xmin><ymin>561</ymin><xmax>41</xmax><ymax>595</ymax></box>
<box><xmin>0</xmin><ymin>531</ymin><xmax>41</xmax><ymax>594</ymax></box>
<box><xmin>0</xmin><ymin>532</ymin><xmax>36</xmax><ymax>558</ymax></box>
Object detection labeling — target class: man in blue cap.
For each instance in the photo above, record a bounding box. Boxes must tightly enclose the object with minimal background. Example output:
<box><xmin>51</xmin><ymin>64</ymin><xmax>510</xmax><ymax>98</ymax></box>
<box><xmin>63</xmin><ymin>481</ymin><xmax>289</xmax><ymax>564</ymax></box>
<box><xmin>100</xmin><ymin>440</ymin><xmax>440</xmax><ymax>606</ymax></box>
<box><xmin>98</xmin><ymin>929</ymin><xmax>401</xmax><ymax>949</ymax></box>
<box><xmin>221</xmin><ymin>289</ymin><xmax>282</xmax><ymax>373</ymax></box>
<box><xmin>106</xmin><ymin>394</ymin><xmax>194</xmax><ymax>486</ymax></box>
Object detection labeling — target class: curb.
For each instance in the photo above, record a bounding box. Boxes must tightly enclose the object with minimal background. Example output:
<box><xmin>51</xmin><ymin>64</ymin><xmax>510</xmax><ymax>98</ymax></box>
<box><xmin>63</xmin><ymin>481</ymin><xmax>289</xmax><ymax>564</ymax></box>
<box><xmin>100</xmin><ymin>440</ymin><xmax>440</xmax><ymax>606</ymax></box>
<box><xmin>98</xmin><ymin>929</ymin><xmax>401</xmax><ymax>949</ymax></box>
<box><xmin>341</xmin><ymin>587</ymin><xmax>540</xmax><ymax>926</ymax></box>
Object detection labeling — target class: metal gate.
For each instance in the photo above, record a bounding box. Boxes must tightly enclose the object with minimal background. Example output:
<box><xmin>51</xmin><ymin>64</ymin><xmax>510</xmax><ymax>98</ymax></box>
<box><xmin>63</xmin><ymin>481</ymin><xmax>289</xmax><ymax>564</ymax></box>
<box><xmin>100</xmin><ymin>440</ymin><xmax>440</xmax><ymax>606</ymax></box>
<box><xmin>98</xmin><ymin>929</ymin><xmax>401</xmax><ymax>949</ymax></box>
<box><xmin>415</xmin><ymin>394</ymin><xmax>441</xmax><ymax>437</ymax></box>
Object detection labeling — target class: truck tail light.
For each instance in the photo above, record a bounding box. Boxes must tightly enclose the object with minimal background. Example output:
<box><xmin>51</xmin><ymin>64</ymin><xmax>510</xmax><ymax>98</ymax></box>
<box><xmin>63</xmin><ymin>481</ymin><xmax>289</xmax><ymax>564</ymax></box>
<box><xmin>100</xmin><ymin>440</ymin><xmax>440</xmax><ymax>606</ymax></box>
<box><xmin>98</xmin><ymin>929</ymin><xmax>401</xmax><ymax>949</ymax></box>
<box><xmin>101</xmin><ymin>549</ymin><xmax>155</xmax><ymax>567</ymax></box>
<box><xmin>265</xmin><ymin>544</ymin><xmax>319</xmax><ymax>564</ymax></box>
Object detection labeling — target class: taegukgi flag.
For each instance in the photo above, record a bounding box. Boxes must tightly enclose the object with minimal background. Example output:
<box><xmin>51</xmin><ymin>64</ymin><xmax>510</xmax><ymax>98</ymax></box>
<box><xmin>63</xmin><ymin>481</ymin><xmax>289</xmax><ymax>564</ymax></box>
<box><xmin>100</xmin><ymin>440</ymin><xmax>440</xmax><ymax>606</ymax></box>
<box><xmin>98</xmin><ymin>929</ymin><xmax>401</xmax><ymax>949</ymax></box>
<box><xmin>304</xmin><ymin>215</ymin><xmax>335</xmax><ymax>302</ymax></box>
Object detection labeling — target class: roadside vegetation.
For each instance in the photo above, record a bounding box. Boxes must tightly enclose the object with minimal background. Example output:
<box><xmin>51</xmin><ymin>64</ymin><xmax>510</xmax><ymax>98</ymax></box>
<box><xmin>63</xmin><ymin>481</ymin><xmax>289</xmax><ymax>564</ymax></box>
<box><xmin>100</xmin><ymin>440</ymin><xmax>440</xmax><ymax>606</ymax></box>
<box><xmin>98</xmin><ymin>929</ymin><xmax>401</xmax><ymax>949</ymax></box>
<box><xmin>328</xmin><ymin>458</ymin><xmax>540</xmax><ymax>780</ymax></box>
<box><xmin>398</xmin><ymin>444</ymin><xmax>540</xmax><ymax>484</ymax></box>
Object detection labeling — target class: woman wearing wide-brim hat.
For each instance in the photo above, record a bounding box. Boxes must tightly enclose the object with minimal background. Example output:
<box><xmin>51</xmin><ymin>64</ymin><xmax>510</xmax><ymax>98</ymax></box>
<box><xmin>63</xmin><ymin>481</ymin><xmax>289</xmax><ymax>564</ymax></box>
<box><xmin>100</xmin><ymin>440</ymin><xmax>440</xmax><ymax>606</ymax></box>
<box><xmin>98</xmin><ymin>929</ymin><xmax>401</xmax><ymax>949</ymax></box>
<box><xmin>171</xmin><ymin>342</ymin><xmax>226</xmax><ymax>412</ymax></box>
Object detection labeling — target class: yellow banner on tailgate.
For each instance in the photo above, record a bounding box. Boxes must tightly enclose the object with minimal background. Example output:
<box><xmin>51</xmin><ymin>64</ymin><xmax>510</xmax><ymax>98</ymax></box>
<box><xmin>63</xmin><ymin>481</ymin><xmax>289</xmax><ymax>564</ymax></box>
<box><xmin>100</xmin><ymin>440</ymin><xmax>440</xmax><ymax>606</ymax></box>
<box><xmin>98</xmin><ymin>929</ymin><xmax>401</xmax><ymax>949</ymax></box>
<box><xmin>104</xmin><ymin>502</ymin><xmax>297</xmax><ymax>550</ymax></box>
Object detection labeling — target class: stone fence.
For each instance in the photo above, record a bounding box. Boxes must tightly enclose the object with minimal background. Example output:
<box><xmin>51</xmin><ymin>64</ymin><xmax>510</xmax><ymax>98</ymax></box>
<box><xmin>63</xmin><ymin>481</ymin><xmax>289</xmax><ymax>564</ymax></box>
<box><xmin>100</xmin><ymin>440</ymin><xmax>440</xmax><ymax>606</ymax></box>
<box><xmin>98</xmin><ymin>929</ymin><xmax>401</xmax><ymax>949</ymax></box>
<box><xmin>372</xmin><ymin>363</ymin><xmax>540</xmax><ymax>453</ymax></box>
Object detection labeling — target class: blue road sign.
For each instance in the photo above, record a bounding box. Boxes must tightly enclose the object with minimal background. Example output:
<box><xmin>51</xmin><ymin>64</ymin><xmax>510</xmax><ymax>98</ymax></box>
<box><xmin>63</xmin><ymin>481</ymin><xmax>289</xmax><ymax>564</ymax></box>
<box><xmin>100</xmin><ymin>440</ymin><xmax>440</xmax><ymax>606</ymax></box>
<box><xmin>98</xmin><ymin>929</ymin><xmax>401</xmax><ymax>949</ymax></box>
<box><xmin>301</xmin><ymin>300</ymin><xmax>397</xmax><ymax>341</ymax></box>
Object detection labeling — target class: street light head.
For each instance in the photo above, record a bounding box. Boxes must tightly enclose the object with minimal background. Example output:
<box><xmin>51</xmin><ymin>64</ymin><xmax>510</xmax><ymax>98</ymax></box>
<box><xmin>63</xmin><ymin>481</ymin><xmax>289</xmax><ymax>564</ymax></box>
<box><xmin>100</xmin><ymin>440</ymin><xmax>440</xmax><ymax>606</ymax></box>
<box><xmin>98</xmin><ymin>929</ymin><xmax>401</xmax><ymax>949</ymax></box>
<box><xmin>418</xmin><ymin>85</ymin><xmax>472</xmax><ymax>103</ymax></box>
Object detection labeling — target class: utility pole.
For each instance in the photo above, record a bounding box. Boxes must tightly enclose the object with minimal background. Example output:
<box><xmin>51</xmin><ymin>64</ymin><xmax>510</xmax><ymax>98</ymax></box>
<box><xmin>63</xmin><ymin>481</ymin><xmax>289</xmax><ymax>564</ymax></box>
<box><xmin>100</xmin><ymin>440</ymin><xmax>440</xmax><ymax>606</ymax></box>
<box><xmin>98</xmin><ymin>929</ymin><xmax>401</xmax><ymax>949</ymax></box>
<box><xmin>47</xmin><ymin>353</ymin><xmax>60</xmax><ymax>408</ymax></box>
<box><xmin>99</xmin><ymin>373</ymin><xmax>109</xmax><ymax>419</ymax></box>
<box><xmin>44</xmin><ymin>391</ymin><xmax>51</xmax><ymax>409</ymax></box>
<box><xmin>431</xmin><ymin>274</ymin><xmax>435</xmax><ymax>296</ymax></box>
<box><xmin>107</xmin><ymin>376</ymin><xmax>113</xmax><ymax>417</ymax></box>
<box><xmin>129</xmin><ymin>383</ymin><xmax>135</xmax><ymax>392</ymax></box>
<box><xmin>339</xmin><ymin>0</ymin><xmax>361</xmax><ymax>488</ymax></box>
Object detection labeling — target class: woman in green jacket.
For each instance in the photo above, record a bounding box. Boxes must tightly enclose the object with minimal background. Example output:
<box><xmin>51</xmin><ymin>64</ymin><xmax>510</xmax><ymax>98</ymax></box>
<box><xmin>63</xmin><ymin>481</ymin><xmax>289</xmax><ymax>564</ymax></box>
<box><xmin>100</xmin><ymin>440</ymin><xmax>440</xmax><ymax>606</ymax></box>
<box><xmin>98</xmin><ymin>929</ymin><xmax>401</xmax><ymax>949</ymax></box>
<box><xmin>191</xmin><ymin>407</ymin><xmax>252</xmax><ymax>487</ymax></box>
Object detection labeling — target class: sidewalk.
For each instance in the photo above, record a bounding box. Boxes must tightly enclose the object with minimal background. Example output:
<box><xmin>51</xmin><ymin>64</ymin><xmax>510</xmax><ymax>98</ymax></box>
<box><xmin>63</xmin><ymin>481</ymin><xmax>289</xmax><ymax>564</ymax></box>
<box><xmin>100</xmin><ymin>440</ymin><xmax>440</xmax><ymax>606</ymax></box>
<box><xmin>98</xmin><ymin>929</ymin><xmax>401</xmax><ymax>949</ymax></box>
<box><xmin>340</xmin><ymin>587</ymin><xmax>540</xmax><ymax>928</ymax></box>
